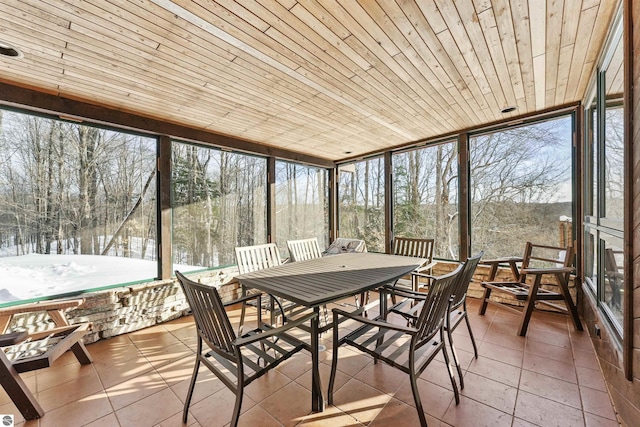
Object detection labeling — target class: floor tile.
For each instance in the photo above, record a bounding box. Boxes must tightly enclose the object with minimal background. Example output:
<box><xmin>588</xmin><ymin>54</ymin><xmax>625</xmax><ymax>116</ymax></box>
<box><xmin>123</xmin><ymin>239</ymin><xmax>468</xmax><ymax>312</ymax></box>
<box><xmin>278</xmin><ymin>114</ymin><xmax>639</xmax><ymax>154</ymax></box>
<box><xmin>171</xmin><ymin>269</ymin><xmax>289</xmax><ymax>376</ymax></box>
<box><xmin>460</xmin><ymin>371</ymin><xmax>517</xmax><ymax>414</ymax></box>
<box><xmin>514</xmin><ymin>390</ymin><xmax>585</xmax><ymax>427</ymax></box>
<box><xmin>297</xmin><ymin>404</ymin><xmax>363</xmax><ymax>427</ymax></box>
<box><xmin>393</xmin><ymin>377</ymin><xmax>455</xmax><ymax>420</ymax></box>
<box><xmin>580</xmin><ymin>386</ymin><xmax>618</xmax><ymax>421</ymax></box>
<box><xmin>466</xmin><ymin>355</ymin><xmax>522</xmax><ymax>388</ymax></box>
<box><xmin>524</xmin><ymin>338</ymin><xmax>574</xmax><ymax>363</ymax></box>
<box><xmin>183</xmin><ymin>385</ymin><xmax>257</xmax><ymax>427</ymax></box>
<box><xmin>258</xmin><ymin>381</ymin><xmax>313</xmax><ymax>427</ymax></box>
<box><xmin>354</xmin><ymin>360</ymin><xmax>407</xmax><ymax>395</ymax></box>
<box><xmin>584</xmin><ymin>411</ymin><xmax>621</xmax><ymax>427</ymax></box>
<box><xmin>519</xmin><ymin>370</ymin><xmax>581</xmax><ymax>409</ymax></box>
<box><xmin>115</xmin><ymin>387</ymin><xmax>183</xmax><ymax>427</ymax></box>
<box><xmin>575</xmin><ymin>365</ymin><xmax>608</xmax><ymax>392</ymax></box>
<box><xmin>478</xmin><ymin>341</ymin><xmax>523</xmax><ymax>367</ymax></box>
<box><xmin>34</xmin><ymin>369</ymin><xmax>103</xmax><ymax>411</ymax></box>
<box><xmin>38</xmin><ymin>391</ymin><xmax>114</xmax><ymax>427</ymax></box>
<box><xmin>522</xmin><ymin>352</ymin><xmax>577</xmax><ymax>384</ymax></box>
<box><xmin>330</xmin><ymin>378</ymin><xmax>391</xmax><ymax>425</ymax></box>
<box><xmin>443</xmin><ymin>395</ymin><xmax>512</xmax><ymax>427</ymax></box>
<box><xmin>9</xmin><ymin>299</ymin><xmax>619</xmax><ymax>427</ymax></box>
<box><xmin>368</xmin><ymin>397</ymin><xmax>433</xmax><ymax>427</ymax></box>
<box><xmin>106</xmin><ymin>369</ymin><xmax>168</xmax><ymax>410</ymax></box>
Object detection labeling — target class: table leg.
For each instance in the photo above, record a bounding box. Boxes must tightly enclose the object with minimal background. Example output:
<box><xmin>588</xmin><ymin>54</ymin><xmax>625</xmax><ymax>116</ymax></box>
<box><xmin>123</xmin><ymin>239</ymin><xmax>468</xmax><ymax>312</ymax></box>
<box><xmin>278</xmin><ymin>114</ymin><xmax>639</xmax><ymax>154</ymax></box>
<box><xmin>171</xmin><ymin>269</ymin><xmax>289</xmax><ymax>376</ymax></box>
<box><xmin>311</xmin><ymin>306</ymin><xmax>324</xmax><ymax>412</ymax></box>
<box><xmin>380</xmin><ymin>287</ymin><xmax>388</xmax><ymax>320</ymax></box>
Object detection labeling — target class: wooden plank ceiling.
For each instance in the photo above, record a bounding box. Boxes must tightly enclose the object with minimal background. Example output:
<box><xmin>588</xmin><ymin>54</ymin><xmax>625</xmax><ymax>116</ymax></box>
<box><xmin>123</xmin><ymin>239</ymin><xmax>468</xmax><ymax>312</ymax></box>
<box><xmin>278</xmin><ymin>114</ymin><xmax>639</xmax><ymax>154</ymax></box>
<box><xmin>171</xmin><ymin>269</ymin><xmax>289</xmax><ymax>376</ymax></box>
<box><xmin>0</xmin><ymin>0</ymin><xmax>617</xmax><ymax>161</ymax></box>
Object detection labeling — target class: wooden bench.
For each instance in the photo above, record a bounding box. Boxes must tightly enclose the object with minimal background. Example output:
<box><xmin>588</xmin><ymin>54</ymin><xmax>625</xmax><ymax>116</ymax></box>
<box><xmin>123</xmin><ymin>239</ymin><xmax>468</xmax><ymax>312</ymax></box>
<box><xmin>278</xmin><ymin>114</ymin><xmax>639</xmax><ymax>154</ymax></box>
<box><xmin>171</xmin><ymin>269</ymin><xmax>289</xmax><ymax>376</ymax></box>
<box><xmin>0</xmin><ymin>299</ymin><xmax>93</xmax><ymax>420</ymax></box>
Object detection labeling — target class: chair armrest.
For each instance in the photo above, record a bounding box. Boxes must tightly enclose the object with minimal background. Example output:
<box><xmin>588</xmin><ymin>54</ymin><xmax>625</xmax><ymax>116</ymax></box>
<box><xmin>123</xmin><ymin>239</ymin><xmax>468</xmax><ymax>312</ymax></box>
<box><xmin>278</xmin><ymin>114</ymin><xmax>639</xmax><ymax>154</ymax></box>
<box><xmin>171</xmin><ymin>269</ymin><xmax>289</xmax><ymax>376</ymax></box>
<box><xmin>381</xmin><ymin>286</ymin><xmax>427</xmax><ymax>301</ymax></box>
<box><xmin>417</xmin><ymin>260</ymin><xmax>437</xmax><ymax>271</ymax></box>
<box><xmin>223</xmin><ymin>292</ymin><xmax>262</xmax><ymax>307</ymax></box>
<box><xmin>411</xmin><ymin>271</ymin><xmax>436</xmax><ymax>280</ymax></box>
<box><xmin>520</xmin><ymin>267</ymin><xmax>574</xmax><ymax>275</ymax></box>
<box><xmin>481</xmin><ymin>257</ymin><xmax>523</xmax><ymax>266</ymax></box>
<box><xmin>332</xmin><ymin>308</ymin><xmax>418</xmax><ymax>334</ymax></box>
<box><xmin>233</xmin><ymin>312</ymin><xmax>317</xmax><ymax>347</ymax></box>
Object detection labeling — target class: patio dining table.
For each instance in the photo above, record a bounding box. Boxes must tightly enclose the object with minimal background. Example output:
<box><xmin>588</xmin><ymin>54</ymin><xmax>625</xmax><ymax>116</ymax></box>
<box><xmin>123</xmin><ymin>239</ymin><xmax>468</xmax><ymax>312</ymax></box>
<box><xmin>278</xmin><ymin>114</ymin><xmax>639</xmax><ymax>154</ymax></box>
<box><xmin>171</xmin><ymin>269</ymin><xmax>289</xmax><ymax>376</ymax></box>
<box><xmin>235</xmin><ymin>252</ymin><xmax>424</xmax><ymax>412</ymax></box>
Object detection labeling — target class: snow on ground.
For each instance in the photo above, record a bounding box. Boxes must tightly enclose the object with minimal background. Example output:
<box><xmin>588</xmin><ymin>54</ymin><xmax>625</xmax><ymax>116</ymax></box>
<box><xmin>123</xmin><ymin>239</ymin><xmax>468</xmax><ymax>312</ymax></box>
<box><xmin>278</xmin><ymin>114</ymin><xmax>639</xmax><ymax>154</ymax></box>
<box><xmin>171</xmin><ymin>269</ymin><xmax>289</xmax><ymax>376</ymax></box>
<box><xmin>0</xmin><ymin>254</ymin><xmax>202</xmax><ymax>304</ymax></box>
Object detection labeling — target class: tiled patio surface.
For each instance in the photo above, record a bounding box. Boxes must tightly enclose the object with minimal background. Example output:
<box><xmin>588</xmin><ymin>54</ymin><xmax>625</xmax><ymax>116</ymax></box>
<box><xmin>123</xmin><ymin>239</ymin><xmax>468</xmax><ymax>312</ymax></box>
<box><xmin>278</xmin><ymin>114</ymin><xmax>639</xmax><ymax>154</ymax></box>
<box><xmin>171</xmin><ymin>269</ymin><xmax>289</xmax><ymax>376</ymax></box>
<box><xmin>0</xmin><ymin>296</ymin><xmax>621</xmax><ymax>427</ymax></box>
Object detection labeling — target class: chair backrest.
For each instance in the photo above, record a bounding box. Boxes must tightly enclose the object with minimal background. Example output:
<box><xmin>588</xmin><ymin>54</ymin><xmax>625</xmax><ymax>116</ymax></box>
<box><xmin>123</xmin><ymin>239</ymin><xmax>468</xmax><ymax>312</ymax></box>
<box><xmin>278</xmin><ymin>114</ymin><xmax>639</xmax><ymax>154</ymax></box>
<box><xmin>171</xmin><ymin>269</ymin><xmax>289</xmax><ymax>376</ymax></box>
<box><xmin>323</xmin><ymin>238</ymin><xmax>367</xmax><ymax>255</ymax></box>
<box><xmin>287</xmin><ymin>238</ymin><xmax>322</xmax><ymax>262</ymax></box>
<box><xmin>604</xmin><ymin>248</ymin><xmax>622</xmax><ymax>275</ymax></box>
<box><xmin>392</xmin><ymin>237</ymin><xmax>434</xmax><ymax>263</ymax></box>
<box><xmin>414</xmin><ymin>263</ymin><xmax>463</xmax><ymax>342</ymax></box>
<box><xmin>450</xmin><ymin>252</ymin><xmax>483</xmax><ymax>310</ymax></box>
<box><xmin>520</xmin><ymin>242</ymin><xmax>574</xmax><ymax>283</ymax></box>
<box><xmin>235</xmin><ymin>243</ymin><xmax>282</xmax><ymax>274</ymax></box>
<box><xmin>175</xmin><ymin>271</ymin><xmax>237</xmax><ymax>358</ymax></box>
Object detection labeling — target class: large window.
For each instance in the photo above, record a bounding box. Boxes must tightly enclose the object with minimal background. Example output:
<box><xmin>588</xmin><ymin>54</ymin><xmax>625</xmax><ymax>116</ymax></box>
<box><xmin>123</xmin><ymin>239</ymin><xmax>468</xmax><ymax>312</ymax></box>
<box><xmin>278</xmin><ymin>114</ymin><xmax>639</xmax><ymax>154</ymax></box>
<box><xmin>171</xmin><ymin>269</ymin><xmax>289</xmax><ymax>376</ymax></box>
<box><xmin>0</xmin><ymin>109</ymin><xmax>157</xmax><ymax>304</ymax></box>
<box><xmin>275</xmin><ymin>161</ymin><xmax>329</xmax><ymax>256</ymax></box>
<box><xmin>584</xmin><ymin>19</ymin><xmax>624</xmax><ymax>330</ymax></box>
<box><xmin>338</xmin><ymin>157</ymin><xmax>385</xmax><ymax>252</ymax></box>
<box><xmin>171</xmin><ymin>142</ymin><xmax>267</xmax><ymax>269</ymax></box>
<box><xmin>469</xmin><ymin>117</ymin><xmax>574</xmax><ymax>258</ymax></box>
<box><xmin>393</xmin><ymin>141</ymin><xmax>459</xmax><ymax>259</ymax></box>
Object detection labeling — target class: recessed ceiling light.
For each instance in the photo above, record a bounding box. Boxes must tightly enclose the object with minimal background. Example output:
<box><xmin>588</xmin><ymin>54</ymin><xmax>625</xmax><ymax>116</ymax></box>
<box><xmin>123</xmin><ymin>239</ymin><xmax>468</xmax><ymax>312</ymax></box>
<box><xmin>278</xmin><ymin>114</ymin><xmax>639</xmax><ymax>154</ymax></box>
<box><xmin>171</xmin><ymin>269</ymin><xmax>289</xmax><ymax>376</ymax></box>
<box><xmin>0</xmin><ymin>41</ymin><xmax>23</xmax><ymax>59</ymax></box>
<box><xmin>501</xmin><ymin>106</ymin><xmax>516</xmax><ymax>113</ymax></box>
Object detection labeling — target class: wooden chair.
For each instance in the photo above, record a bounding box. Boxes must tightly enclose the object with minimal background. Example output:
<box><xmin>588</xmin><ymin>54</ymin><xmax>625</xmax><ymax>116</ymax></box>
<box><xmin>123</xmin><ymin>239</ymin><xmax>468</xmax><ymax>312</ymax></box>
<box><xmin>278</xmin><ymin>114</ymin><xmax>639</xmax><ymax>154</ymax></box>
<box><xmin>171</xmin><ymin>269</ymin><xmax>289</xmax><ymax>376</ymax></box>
<box><xmin>604</xmin><ymin>248</ymin><xmax>623</xmax><ymax>310</ymax></box>
<box><xmin>175</xmin><ymin>271</ymin><xmax>315</xmax><ymax>427</ymax></box>
<box><xmin>387</xmin><ymin>252</ymin><xmax>483</xmax><ymax>389</ymax></box>
<box><xmin>328</xmin><ymin>264</ymin><xmax>464</xmax><ymax>427</ymax></box>
<box><xmin>235</xmin><ymin>243</ymin><xmax>304</xmax><ymax>332</ymax></box>
<box><xmin>0</xmin><ymin>299</ymin><xmax>93</xmax><ymax>420</ymax></box>
<box><xmin>387</xmin><ymin>237</ymin><xmax>436</xmax><ymax>304</ymax></box>
<box><xmin>287</xmin><ymin>237</ymin><xmax>322</xmax><ymax>262</ymax></box>
<box><xmin>478</xmin><ymin>242</ymin><xmax>583</xmax><ymax>336</ymax></box>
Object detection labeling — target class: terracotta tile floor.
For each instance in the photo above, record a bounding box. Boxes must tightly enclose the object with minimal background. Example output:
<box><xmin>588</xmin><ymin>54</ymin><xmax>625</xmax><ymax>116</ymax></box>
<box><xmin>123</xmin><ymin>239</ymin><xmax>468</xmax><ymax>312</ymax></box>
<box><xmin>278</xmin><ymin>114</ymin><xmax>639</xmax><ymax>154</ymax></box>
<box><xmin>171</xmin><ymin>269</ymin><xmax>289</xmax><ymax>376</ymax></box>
<box><xmin>1</xmin><ymin>297</ymin><xmax>621</xmax><ymax>427</ymax></box>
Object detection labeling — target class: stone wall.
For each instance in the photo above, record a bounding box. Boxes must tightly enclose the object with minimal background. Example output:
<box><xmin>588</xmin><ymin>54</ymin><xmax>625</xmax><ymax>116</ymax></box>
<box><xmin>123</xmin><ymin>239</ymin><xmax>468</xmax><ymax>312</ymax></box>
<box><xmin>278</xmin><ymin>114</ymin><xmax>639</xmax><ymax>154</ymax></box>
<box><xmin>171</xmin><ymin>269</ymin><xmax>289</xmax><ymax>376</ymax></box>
<box><xmin>4</xmin><ymin>261</ymin><xmax>579</xmax><ymax>346</ymax></box>
<box><xmin>4</xmin><ymin>266</ymin><xmax>242</xmax><ymax>345</ymax></box>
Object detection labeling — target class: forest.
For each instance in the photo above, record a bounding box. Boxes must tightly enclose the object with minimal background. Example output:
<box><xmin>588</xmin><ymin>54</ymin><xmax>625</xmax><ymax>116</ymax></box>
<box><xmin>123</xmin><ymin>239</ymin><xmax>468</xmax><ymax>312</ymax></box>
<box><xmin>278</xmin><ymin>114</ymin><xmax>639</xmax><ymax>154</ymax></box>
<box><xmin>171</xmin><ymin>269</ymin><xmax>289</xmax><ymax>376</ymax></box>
<box><xmin>0</xmin><ymin>108</ymin><xmax>588</xmax><ymax>282</ymax></box>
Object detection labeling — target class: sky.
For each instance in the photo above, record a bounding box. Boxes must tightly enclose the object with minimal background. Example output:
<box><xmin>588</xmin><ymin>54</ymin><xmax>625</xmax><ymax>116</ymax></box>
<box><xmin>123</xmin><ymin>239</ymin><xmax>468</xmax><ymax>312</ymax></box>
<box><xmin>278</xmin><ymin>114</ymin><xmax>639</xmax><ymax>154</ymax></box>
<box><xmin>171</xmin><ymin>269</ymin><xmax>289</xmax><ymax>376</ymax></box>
<box><xmin>0</xmin><ymin>254</ymin><xmax>202</xmax><ymax>304</ymax></box>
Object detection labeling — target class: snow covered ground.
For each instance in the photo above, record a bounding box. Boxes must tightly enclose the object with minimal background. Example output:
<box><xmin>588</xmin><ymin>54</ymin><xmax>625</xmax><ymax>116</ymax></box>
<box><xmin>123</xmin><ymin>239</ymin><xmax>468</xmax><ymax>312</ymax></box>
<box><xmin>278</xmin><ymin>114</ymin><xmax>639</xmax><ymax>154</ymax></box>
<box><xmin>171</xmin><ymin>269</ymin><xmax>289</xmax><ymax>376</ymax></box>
<box><xmin>0</xmin><ymin>254</ymin><xmax>202</xmax><ymax>304</ymax></box>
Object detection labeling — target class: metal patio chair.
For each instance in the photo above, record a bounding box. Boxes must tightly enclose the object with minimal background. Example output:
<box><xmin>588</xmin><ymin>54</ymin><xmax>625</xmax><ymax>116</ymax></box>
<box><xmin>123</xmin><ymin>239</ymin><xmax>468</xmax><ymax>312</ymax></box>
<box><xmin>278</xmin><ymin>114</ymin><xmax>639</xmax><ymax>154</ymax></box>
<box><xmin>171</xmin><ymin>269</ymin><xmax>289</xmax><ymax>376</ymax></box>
<box><xmin>328</xmin><ymin>264</ymin><xmax>464</xmax><ymax>427</ymax></box>
<box><xmin>604</xmin><ymin>247</ymin><xmax>623</xmax><ymax>310</ymax></box>
<box><xmin>175</xmin><ymin>271</ymin><xmax>315</xmax><ymax>427</ymax></box>
<box><xmin>388</xmin><ymin>252</ymin><xmax>483</xmax><ymax>388</ymax></box>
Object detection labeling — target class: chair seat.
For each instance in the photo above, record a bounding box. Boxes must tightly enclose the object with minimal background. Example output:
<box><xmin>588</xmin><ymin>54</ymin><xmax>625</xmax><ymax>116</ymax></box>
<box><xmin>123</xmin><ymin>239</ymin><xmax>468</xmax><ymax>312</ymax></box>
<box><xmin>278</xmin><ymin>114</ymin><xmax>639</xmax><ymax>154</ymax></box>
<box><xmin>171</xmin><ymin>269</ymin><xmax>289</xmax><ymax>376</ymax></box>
<box><xmin>388</xmin><ymin>298</ymin><xmax>423</xmax><ymax>323</ymax></box>
<box><xmin>342</xmin><ymin>322</ymin><xmax>441</xmax><ymax>372</ymax></box>
<box><xmin>6</xmin><ymin>323</ymin><xmax>92</xmax><ymax>372</ymax></box>
<box><xmin>481</xmin><ymin>281</ymin><xmax>563</xmax><ymax>301</ymax></box>
<box><xmin>207</xmin><ymin>324</ymin><xmax>306</xmax><ymax>385</ymax></box>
